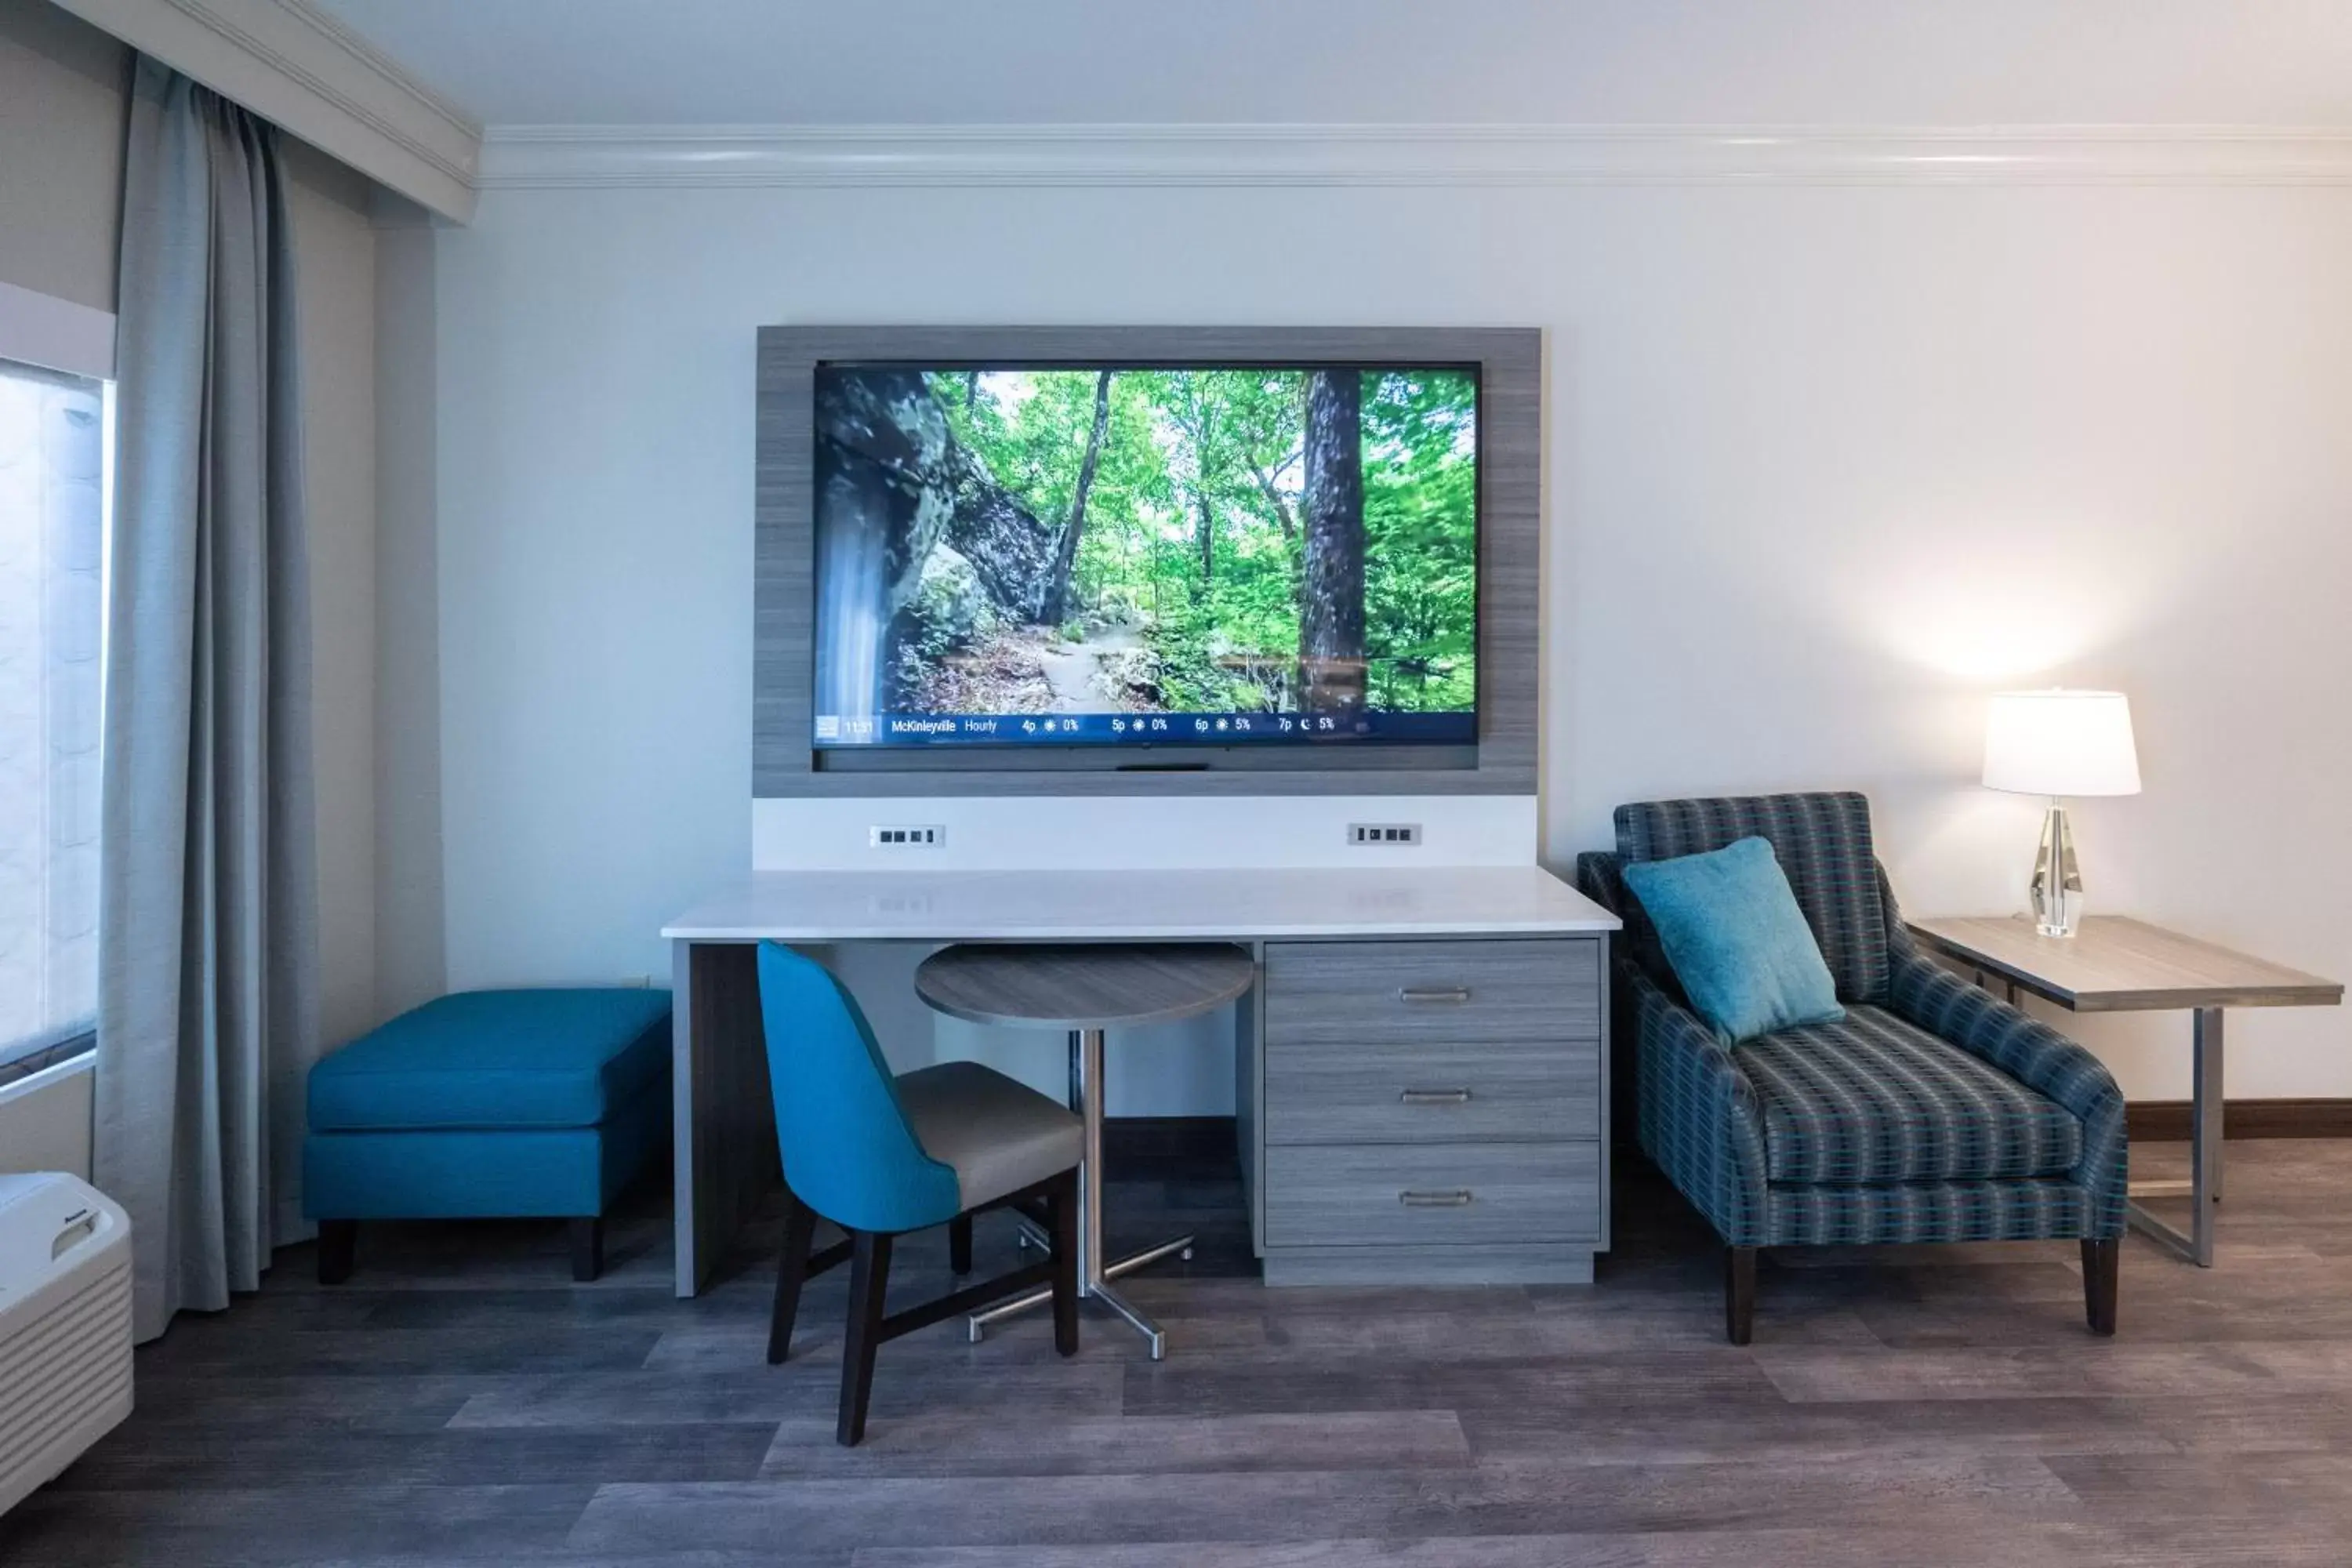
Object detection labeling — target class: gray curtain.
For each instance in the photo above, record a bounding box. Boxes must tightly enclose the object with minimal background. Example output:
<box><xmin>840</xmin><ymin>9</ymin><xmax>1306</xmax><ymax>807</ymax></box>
<box><xmin>96</xmin><ymin>56</ymin><xmax>319</xmax><ymax>1344</ymax></box>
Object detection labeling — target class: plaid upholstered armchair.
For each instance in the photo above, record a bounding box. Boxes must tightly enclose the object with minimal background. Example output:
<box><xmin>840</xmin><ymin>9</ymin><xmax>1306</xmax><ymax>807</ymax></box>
<box><xmin>1576</xmin><ymin>793</ymin><xmax>2128</xmax><ymax>1344</ymax></box>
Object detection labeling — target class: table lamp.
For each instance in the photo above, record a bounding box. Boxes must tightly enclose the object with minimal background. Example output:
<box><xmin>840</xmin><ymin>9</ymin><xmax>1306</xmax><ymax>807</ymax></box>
<box><xmin>1983</xmin><ymin>689</ymin><xmax>2140</xmax><ymax>937</ymax></box>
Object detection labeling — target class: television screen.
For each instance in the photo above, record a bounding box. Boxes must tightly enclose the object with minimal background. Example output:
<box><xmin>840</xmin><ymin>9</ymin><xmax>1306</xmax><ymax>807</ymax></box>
<box><xmin>811</xmin><ymin>364</ymin><xmax>1478</xmax><ymax>750</ymax></box>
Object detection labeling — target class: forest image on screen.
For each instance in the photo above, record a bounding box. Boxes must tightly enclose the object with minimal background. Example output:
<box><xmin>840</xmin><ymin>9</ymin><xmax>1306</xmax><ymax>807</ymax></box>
<box><xmin>812</xmin><ymin>365</ymin><xmax>1478</xmax><ymax>748</ymax></box>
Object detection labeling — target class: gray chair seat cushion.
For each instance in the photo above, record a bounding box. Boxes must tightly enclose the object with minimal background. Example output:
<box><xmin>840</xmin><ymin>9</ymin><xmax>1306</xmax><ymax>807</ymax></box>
<box><xmin>1735</xmin><ymin>1005</ymin><xmax>2082</xmax><ymax>1185</ymax></box>
<box><xmin>895</xmin><ymin>1061</ymin><xmax>1083</xmax><ymax>1210</ymax></box>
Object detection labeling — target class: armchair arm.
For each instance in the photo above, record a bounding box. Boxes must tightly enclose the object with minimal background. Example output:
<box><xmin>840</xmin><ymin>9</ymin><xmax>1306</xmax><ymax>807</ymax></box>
<box><xmin>1580</xmin><ymin>848</ymin><xmax>1769</xmax><ymax>1246</ymax></box>
<box><xmin>1886</xmin><ymin>945</ymin><xmax>2129</xmax><ymax>1239</ymax></box>
<box><xmin>1573</xmin><ymin>851</ymin><xmax>1628</xmax><ymax>918</ymax></box>
<box><xmin>1624</xmin><ymin>964</ymin><xmax>1772</xmax><ymax>1248</ymax></box>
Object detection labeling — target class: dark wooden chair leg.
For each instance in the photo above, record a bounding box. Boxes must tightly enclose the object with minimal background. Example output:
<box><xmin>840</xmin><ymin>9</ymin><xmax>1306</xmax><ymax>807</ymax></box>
<box><xmin>1725</xmin><ymin>1245</ymin><xmax>1756</xmax><ymax>1346</ymax></box>
<box><xmin>2082</xmin><ymin>1236</ymin><xmax>2119</xmax><ymax>1336</ymax></box>
<box><xmin>837</xmin><ymin>1230</ymin><xmax>894</xmax><ymax>1446</ymax></box>
<box><xmin>568</xmin><ymin>1218</ymin><xmax>604</xmax><ymax>1283</ymax></box>
<box><xmin>317</xmin><ymin>1220</ymin><xmax>356</xmax><ymax>1285</ymax></box>
<box><xmin>948</xmin><ymin>1213</ymin><xmax>973</xmax><ymax>1276</ymax></box>
<box><xmin>1048</xmin><ymin>1169</ymin><xmax>1079</xmax><ymax>1357</ymax></box>
<box><xmin>769</xmin><ymin>1187</ymin><xmax>819</xmax><ymax>1364</ymax></box>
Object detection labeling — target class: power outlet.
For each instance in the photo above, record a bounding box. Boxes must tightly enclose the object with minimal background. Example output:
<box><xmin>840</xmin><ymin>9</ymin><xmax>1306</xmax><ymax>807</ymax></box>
<box><xmin>1348</xmin><ymin>822</ymin><xmax>1423</xmax><ymax>847</ymax></box>
<box><xmin>869</xmin><ymin>824</ymin><xmax>946</xmax><ymax>848</ymax></box>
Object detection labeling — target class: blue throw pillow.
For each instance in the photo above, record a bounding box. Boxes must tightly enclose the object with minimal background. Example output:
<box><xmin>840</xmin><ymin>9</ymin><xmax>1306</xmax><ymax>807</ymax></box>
<box><xmin>1621</xmin><ymin>835</ymin><xmax>1845</xmax><ymax>1044</ymax></box>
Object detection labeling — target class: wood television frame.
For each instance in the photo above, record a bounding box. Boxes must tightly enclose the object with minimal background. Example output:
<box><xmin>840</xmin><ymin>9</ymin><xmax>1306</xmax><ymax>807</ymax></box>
<box><xmin>753</xmin><ymin>325</ymin><xmax>1540</xmax><ymax>799</ymax></box>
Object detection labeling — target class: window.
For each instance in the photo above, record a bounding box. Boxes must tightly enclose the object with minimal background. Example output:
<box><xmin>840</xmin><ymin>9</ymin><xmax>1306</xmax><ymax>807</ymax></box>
<box><xmin>0</xmin><ymin>358</ymin><xmax>107</xmax><ymax>1071</ymax></box>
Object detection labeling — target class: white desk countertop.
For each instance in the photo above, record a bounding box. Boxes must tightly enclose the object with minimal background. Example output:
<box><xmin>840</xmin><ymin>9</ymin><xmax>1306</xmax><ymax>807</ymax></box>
<box><xmin>662</xmin><ymin>865</ymin><xmax>1620</xmax><ymax>942</ymax></box>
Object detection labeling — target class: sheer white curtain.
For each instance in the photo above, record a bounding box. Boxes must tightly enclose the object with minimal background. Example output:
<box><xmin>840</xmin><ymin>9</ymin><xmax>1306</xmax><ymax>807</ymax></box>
<box><xmin>0</xmin><ymin>361</ymin><xmax>104</xmax><ymax>1069</ymax></box>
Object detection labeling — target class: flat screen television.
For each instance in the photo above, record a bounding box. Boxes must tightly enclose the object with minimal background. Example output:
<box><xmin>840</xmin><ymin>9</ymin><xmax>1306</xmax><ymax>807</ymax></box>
<box><xmin>811</xmin><ymin>363</ymin><xmax>1478</xmax><ymax>753</ymax></box>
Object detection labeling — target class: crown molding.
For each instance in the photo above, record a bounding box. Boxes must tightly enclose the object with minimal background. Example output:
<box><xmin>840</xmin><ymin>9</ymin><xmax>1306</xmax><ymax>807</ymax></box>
<box><xmin>49</xmin><ymin>0</ymin><xmax>481</xmax><ymax>222</ymax></box>
<box><xmin>270</xmin><ymin>0</ymin><xmax>477</xmax><ymax>143</ymax></box>
<box><xmin>475</xmin><ymin>123</ymin><xmax>2352</xmax><ymax>192</ymax></box>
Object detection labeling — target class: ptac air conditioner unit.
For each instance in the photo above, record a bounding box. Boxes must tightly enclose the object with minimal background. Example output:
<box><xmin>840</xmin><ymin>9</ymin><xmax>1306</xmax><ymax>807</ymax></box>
<box><xmin>0</xmin><ymin>1173</ymin><xmax>133</xmax><ymax>1516</ymax></box>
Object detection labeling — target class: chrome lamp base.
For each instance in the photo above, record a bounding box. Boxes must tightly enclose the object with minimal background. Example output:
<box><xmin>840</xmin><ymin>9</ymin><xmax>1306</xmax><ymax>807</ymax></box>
<box><xmin>2030</xmin><ymin>799</ymin><xmax>2084</xmax><ymax>938</ymax></box>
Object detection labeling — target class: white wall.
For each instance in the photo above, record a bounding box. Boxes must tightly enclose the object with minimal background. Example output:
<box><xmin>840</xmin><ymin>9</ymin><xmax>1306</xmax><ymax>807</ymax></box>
<box><xmin>404</xmin><ymin>174</ymin><xmax>2352</xmax><ymax>1102</ymax></box>
<box><xmin>371</xmin><ymin>205</ymin><xmax>447</xmax><ymax>1018</ymax></box>
<box><xmin>283</xmin><ymin>141</ymin><xmax>380</xmax><ymax>1051</ymax></box>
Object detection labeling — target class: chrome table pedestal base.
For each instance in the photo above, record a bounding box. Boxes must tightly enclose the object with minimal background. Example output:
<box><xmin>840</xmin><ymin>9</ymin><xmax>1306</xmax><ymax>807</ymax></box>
<box><xmin>2125</xmin><ymin>1007</ymin><xmax>2224</xmax><ymax>1267</ymax></box>
<box><xmin>969</xmin><ymin>1027</ymin><xmax>1194</xmax><ymax>1359</ymax></box>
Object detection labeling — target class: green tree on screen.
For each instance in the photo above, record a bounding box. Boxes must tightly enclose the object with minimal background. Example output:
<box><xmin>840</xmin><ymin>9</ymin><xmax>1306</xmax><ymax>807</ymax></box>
<box><xmin>913</xmin><ymin>366</ymin><xmax>1475</xmax><ymax>714</ymax></box>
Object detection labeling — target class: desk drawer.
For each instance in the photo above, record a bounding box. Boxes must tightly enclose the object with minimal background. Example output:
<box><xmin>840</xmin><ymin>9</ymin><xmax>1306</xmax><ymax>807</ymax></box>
<box><xmin>1266</xmin><ymin>1036</ymin><xmax>1598</xmax><ymax>1145</ymax></box>
<box><xmin>1265</xmin><ymin>939</ymin><xmax>1600</xmax><ymax>1047</ymax></box>
<box><xmin>1264</xmin><ymin>1142</ymin><xmax>1600</xmax><ymax>1249</ymax></box>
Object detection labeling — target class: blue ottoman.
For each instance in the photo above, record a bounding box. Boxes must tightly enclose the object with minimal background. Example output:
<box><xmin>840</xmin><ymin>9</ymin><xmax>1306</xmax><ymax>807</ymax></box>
<box><xmin>303</xmin><ymin>989</ymin><xmax>672</xmax><ymax>1283</ymax></box>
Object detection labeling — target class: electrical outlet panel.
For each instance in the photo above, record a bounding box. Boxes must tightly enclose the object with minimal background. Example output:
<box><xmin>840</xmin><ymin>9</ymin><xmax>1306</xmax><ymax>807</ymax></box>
<box><xmin>1348</xmin><ymin>822</ymin><xmax>1423</xmax><ymax>847</ymax></box>
<box><xmin>869</xmin><ymin>825</ymin><xmax>946</xmax><ymax>848</ymax></box>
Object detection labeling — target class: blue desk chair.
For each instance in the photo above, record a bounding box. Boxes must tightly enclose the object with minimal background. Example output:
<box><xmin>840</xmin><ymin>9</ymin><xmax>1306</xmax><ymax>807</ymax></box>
<box><xmin>757</xmin><ymin>942</ymin><xmax>1084</xmax><ymax>1445</ymax></box>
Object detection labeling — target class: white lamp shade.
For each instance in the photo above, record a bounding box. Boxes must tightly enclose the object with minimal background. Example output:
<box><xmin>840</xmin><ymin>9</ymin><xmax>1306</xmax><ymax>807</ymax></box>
<box><xmin>1983</xmin><ymin>689</ymin><xmax>2142</xmax><ymax>797</ymax></box>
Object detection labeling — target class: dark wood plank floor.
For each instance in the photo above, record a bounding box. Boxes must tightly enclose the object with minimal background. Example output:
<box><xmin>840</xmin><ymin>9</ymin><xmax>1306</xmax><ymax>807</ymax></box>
<box><xmin>9</xmin><ymin>1136</ymin><xmax>2352</xmax><ymax>1566</ymax></box>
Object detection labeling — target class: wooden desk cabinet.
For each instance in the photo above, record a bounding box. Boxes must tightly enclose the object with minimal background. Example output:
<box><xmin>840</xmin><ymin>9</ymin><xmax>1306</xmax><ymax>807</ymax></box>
<box><xmin>664</xmin><ymin>867</ymin><xmax>1620</xmax><ymax>1298</ymax></box>
<box><xmin>1242</xmin><ymin>935</ymin><xmax>1609</xmax><ymax>1286</ymax></box>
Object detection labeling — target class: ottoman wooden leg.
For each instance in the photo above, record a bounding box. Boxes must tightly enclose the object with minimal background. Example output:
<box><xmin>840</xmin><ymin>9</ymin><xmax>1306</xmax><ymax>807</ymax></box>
<box><xmin>570</xmin><ymin>1218</ymin><xmax>605</xmax><ymax>1283</ymax></box>
<box><xmin>318</xmin><ymin>1220</ymin><xmax>357</xmax><ymax>1285</ymax></box>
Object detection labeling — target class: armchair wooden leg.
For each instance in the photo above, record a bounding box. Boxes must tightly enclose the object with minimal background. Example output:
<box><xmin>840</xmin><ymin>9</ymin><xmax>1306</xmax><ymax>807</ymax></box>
<box><xmin>838</xmin><ymin>1230</ymin><xmax>894</xmax><ymax>1446</ymax></box>
<box><xmin>1048</xmin><ymin>1168</ymin><xmax>1080</xmax><ymax>1358</ymax></box>
<box><xmin>2082</xmin><ymin>1237</ymin><xmax>2119</xmax><ymax>1337</ymax></box>
<box><xmin>769</xmin><ymin>1187</ymin><xmax>819</xmax><ymax>1365</ymax></box>
<box><xmin>948</xmin><ymin>1213</ymin><xmax>973</xmax><ymax>1276</ymax></box>
<box><xmin>317</xmin><ymin>1220</ymin><xmax>356</xmax><ymax>1285</ymax></box>
<box><xmin>1725</xmin><ymin>1245</ymin><xmax>1756</xmax><ymax>1346</ymax></box>
<box><xmin>569</xmin><ymin>1218</ymin><xmax>604</xmax><ymax>1283</ymax></box>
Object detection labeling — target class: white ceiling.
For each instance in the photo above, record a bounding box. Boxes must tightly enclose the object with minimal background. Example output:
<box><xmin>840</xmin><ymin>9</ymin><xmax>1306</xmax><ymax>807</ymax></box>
<box><xmin>313</xmin><ymin>0</ymin><xmax>2352</xmax><ymax>130</ymax></box>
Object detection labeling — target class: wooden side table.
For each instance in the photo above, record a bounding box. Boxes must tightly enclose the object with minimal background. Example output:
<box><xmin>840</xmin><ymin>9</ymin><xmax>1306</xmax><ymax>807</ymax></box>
<box><xmin>1907</xmin><ymin>915</ymin><xmax>2342</xmax><ymax>1268</ymax></box>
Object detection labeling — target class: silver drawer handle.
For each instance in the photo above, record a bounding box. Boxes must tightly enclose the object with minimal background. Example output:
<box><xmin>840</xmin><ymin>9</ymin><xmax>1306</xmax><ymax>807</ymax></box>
<box><xmin>1399</xmin><ymin>1088</ymin><xmax>1473</xmax><ymax>1105</ymax></box>
<box><xmin>1399</xmin><ymin>1189</ymin><xmax>1475</xmax><ymax>1207</ymax></box>
<box><xmin>1398</xmin><ymin>985</ymin><xmax>1472</xmax><ymax>1004</ymax></box>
